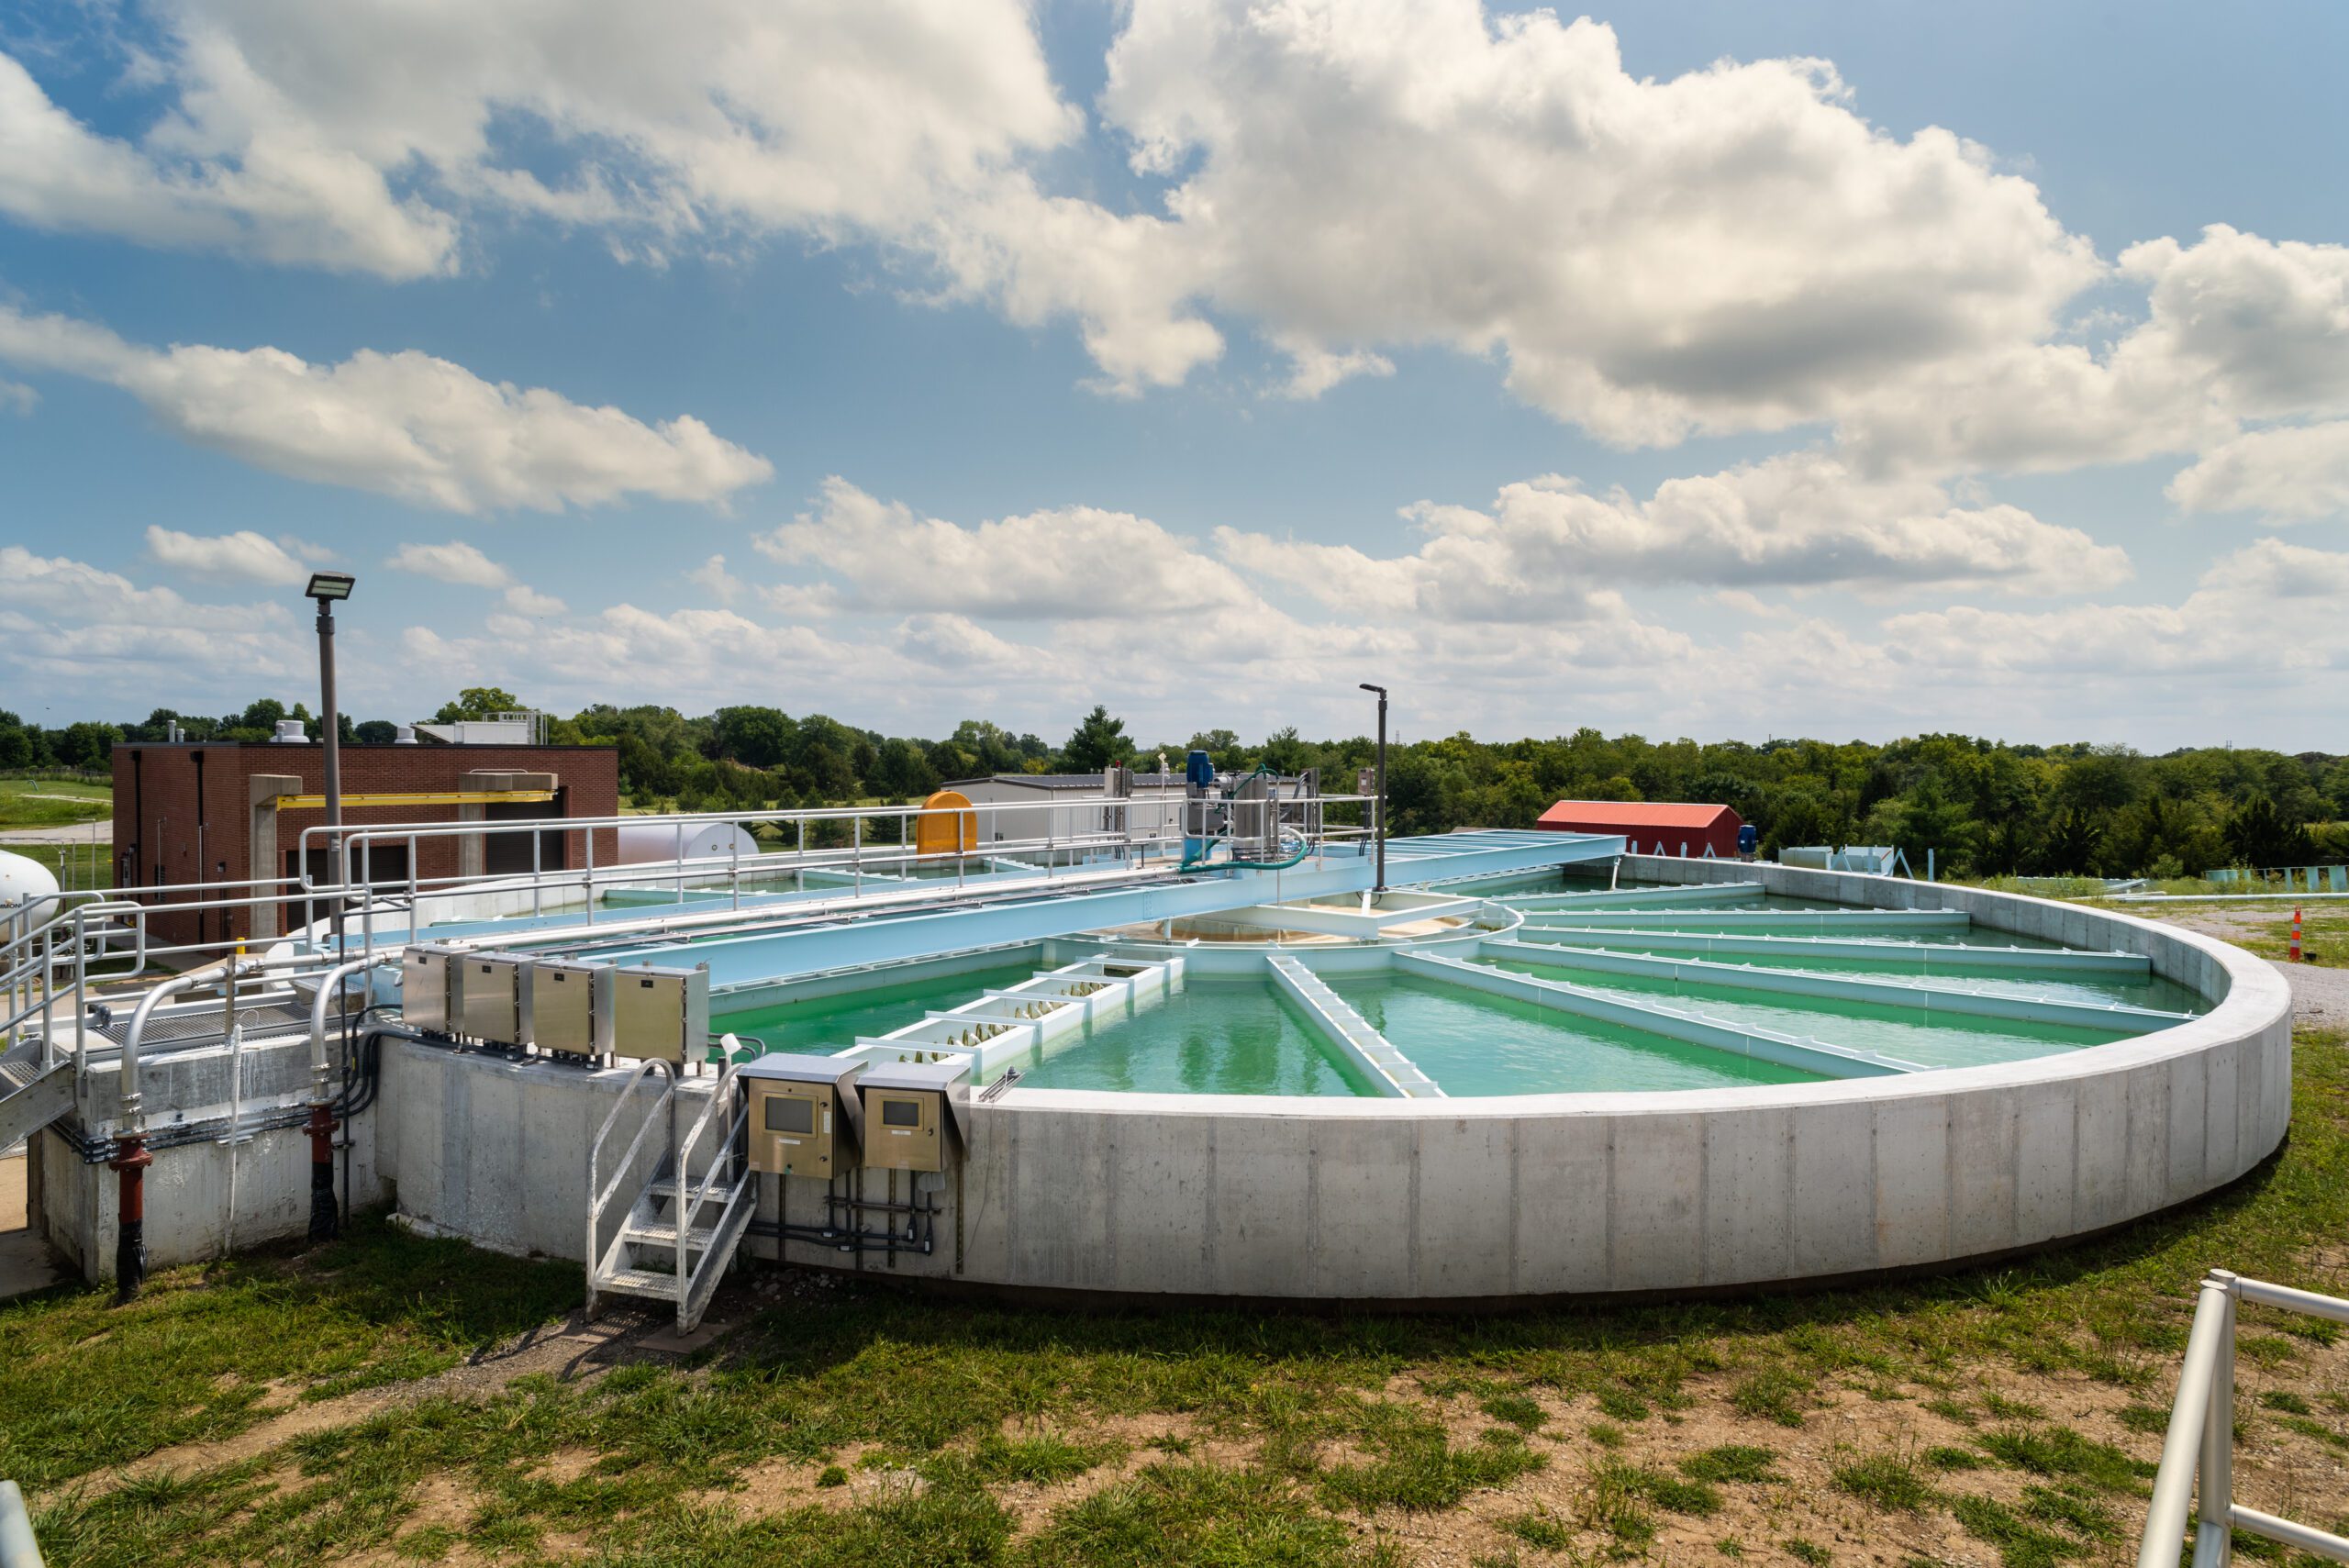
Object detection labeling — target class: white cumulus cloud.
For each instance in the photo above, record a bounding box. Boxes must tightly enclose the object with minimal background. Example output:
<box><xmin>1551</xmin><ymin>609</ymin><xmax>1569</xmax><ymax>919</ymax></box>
<box><xmin>755</xmin><ymin>476</ymin><xmax>1259</xmax><ymax>619</ymax></box>
<box><xmin>2167</xmin><ymin>421</ymin><xmax>2349</xmax><ymax>522</ymax></box>
<box><xmin>1220</xmin><ymin>453</ymin><xmax>2129</xmax><ymax>618</ymax></box>
<box><xmin>0</xmin><ymin>305</ymin><xmax>772</xmax><ymax>513</ymax></box>
<box><xmin>145</xmin><ymin>525</ymin><xmax>322</xmax><ymax>585</ymax></box>
<box><xmin>386</xmin><ymin>540</ymin><xmax>510</xmax><ymax>587</ymax></box>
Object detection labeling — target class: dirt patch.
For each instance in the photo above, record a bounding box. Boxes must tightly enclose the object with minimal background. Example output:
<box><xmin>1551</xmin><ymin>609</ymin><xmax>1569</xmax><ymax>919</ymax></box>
<box><xmin>77</xmin><ymin>1308</ymin><xmax>662</xmax><ymax>1496</ymax></box>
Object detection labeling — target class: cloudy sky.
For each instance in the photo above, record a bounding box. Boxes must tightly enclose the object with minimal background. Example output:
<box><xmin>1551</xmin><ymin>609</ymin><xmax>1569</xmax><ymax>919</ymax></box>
<box><xmin>2</xmin><ymin>0</ymin><xmax>2343</xmax><ymax>748</ymax></box>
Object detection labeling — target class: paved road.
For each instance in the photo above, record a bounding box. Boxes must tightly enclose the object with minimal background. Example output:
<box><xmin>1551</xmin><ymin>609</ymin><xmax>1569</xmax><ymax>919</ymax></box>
<box><xmin>0</xmin><ymin>825</ymin><xmax>110</xmax><ymax>845</ymax></box>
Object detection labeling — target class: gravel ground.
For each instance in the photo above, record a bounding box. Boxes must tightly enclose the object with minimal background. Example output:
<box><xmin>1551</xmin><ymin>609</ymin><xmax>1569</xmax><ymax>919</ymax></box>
<box><xmin>2143</xmin><ymin>903</ymin><xmax>2347</xmax><ymax>1029</ymax></box>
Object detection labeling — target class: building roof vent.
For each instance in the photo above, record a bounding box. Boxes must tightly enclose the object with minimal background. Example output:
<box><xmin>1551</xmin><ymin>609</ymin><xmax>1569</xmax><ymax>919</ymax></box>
<box><xmin>273</xmin><ymin>718</ymin><xmax>308</xmax><ymax>743</ymax></box>
<box><xmin>394</xmin><ymin>725</ymin><xmax>419</xmax><ymax>744</ymax></box>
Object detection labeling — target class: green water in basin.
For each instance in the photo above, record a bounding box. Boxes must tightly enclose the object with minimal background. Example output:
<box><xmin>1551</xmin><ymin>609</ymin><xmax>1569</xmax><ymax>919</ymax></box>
<box><xmin>1324</xmin><ymin>973</ymin><xmax>1825</xmax><ymax>1095</ymax></box>
<box><xmin>711</xmin><ymin>961</ymin><xmax>1040</xmax><ymax>1060</ymax></box>
<box><xmin>1004</xmin><ymin>979</ymin><xmax>1373</xmax><ymax>1096</ymax></box>
<box><xmin>1481</xmin><ymin>956</ymin><xmax>2130</xmax><ymax>1069</ymax></box>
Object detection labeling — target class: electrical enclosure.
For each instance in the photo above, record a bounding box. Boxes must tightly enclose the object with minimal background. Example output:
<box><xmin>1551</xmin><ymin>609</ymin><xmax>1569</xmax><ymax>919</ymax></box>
<box><xmin>401</xmin><ymin>943</ymin><xmax>462</xmax><ymax>1032</ymax></box>
<box><xmin>529</xmin><ymin>959</ymin><xmax>613</xmax><ymax>1055</ymax></box>
<box><xmin>612</xmin><ymin>963</ymin><xmax>710</xmax><ymax>1064</ymax></box>
<box><xmin>740</xmin><ymin>1054</ymin><xmax>864</xmax><ymax>1176</ymax></box>
<box><xmin>856</xmin><ymin>1057</ymin><xmax>971</xmax><ymax>1173</ymax></box>
<box><xmin>459</xmin><ymin>953</ymin><xmax>531</xmax><ymax>1045</ymax></box>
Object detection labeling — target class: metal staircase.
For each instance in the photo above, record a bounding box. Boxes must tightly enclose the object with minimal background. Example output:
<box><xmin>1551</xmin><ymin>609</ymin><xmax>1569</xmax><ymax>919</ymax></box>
<box><xmin>0</xmin><ymin>1039</ymin><xmax>73</xmax><ymax>1151</ymax></box>
<box><xmin>585</xmin><ymin>1058</ymin><xmax>754</xmax><ymax>1332</ymax></box>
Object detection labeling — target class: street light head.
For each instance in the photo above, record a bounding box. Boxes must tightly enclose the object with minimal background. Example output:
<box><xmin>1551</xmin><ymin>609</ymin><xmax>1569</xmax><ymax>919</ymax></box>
<box><xmin>1358</xmin><ymin>683</ymin><xmax>1386</xmax><ymax>695</ymax></box>
<box><xmin>304</xmin><ymin>572</ymin><xmax>356</xmax><ymax>602</ymax></box>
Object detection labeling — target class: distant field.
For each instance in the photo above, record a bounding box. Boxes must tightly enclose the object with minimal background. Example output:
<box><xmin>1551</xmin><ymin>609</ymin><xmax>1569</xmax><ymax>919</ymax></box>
<box><xmin>0</xmin><ymin>776</ymin><xmax>111</xmax><ymax>833</ymax></box>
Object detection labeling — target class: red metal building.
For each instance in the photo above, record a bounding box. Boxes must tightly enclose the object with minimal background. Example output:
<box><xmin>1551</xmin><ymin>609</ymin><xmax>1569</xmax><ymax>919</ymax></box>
<box><xmin>1535</xmin><ymin>800</ymin><xmax>1744</xmax><ymax>859</ymax></box>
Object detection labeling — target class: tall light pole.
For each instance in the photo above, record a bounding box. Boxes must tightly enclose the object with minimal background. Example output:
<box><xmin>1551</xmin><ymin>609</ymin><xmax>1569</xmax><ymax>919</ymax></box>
<box><xmin>303</xmin><ymin>571</ymin><xmax>354</xmax><ymax>1243</ymax></box>
<box><xmin>1358</xmin><ymin>683</ymin><xmax>1387</xmax><ymax>894</ymax></box>
<box><xmin>305</xmin><ymin>573</ymin><xmax>356</xmax><ymax>872</ymax></box>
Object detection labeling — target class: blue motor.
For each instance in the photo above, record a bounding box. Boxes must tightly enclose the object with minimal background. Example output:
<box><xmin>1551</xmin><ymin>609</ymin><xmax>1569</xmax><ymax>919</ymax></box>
<box><xmin>1738</xmin><ymin>823</ymin><xmax>1759</xmax><ymax>860</ymax></box>
<box><xmin>1183</xmin><ymin>749</ymin><xmax>1219</xmax><ymax>860</ymax></box>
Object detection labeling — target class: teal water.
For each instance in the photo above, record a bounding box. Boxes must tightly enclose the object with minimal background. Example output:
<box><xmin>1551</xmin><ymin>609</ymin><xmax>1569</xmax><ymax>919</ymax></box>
<box><xmin>1506</xmin><ymin>941</ymin><xmax>2207</xmax><ymax>1014</ymax></box>
<box><xmin>1323</xmin><ymin>973</ymin><xmax>1825</xmax><ymax>1095</ymax></box>
<box><xmin>711</xmin><ymin>961</ymin><xmax>1041</xmax><ymax>1060</ymax></box>
<box><xmin>1004</xmin><ymin>980</ymin><xmax>1374</xmax><ymax>1096</ymax></box>
<box><xmin>1482</xmin><ymin>956</ymin><xmax>2124</xmax><ymax>1069</ymax></box>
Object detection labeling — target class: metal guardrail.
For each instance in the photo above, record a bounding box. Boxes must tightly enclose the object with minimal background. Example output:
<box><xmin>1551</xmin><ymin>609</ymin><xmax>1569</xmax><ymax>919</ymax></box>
<box><xmin>0</xmin><ymin>1479</ymin><xmax>42</xmax><ymax>1568</ymax></box>
<box><xmin>2137</xmin><ymin>1270</ymin><xmax>2349</xmax><ymax>1566</ymax></box>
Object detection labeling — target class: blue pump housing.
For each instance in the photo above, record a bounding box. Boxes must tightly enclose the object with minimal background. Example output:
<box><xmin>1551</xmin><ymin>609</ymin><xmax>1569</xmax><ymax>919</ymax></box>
<box><xmin>1185</xmin><ymin>749</ymin><xmax>1216</xmax><ymax>788</ymax></box>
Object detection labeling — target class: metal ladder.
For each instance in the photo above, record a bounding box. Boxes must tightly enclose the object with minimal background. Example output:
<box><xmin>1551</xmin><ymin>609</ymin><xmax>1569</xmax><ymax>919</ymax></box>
<box><xmin>585</xmin><ymin>1058</ymin><xmax>754</xmax><ymax>1333</ymax></box>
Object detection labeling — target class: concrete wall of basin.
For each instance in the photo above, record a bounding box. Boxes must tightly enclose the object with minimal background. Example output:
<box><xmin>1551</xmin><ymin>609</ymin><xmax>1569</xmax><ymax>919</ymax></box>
<box><xmin>756</xmin><ymin>858</ymin><xmax>2291</xmax><ymax>1301</ymax></box>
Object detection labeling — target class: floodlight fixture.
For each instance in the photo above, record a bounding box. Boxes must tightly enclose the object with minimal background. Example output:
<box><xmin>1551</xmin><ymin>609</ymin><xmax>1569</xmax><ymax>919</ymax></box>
<box><xmin>305</xmin><ymin>572</ymin><xmax>356</xmax><ymax>602</ymax></box>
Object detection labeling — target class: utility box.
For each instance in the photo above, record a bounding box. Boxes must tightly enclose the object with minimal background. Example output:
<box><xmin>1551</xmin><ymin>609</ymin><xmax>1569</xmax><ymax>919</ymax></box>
<box><xmin>857</xmin><ymin>1058</ymin><xmax>971</xmax><ymax>1173</ymax></box>
<box><xmin>401</xmin><ymin>943</ymin><xmax>462</xmax><ymax>1033</ymax></box>
<box><xmin>611</xmin><ymin>963</ymin><xmax>709</xmax><ymax>1065</ymax></box>
<box><xmin>458</xmin><ymin>952</ymin><xmax>531</xmax><ymax>1045</ymax></box>
<box><xmin>740</xmin><ymin>1054</ymin><xmax>864</xmax><ymax>1177</ymax></box>
<box><xmin>529</xmin><ymin>959</ymin><xmax>613</xmax><ymax>1056</ymax></box>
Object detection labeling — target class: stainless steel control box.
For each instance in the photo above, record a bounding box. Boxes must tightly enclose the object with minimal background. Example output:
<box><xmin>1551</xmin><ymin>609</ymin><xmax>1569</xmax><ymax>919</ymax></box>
<box><xmin>856</xmin><ymin>1057</ymin><xmax>971</xmax><ymax>1173</ymax></box>
<box><xmin>401</xmin><ymin>943</ymin><xmax>462</xmax><ymax>1032</ymax></box>
<box><xmin>458</xmin><ymin>952</ymin><xmax>532</xmax><ymax>1045</ymax></box>
<box><xmin>740</xmin><ymin>1054</ymin><xmax>864</xmax><ymax>1177</ymax></box>
<box><xmin>529</xmin><ymin>959</ymin><xmax>613</xmax><ymax>1055</ymax></box>
<box><xmin>610</xmin><ymin>963</ymin><xmax>709</xmax><ymax>1064</ymax></box>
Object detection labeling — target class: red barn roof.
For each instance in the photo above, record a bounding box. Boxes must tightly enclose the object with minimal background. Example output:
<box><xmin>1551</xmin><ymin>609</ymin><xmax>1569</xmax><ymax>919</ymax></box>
<box><xmin>1536</xmin><ymin>800</ymin><xmax>1744</xmax><ymax>857</ymax></box>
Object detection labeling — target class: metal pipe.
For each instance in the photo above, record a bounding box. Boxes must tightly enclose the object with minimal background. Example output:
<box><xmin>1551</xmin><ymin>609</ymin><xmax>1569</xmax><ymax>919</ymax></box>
<box><xmin>2138</xmin><ymin>1278</ymin><xmax>2235</xmax><ymax>1568</ymax></box>
<box><xmin>2228</xmin><ymin>1507</ymin><xmax>2349</xmax><ymax>1562</ymax></box>
<box><xmin>0</xmin><ymin>1478</ymin><xmax>43</xmax><ymax>1568</ymax></box>
<box><xmin>116</xmin><ymin>954</ymin><xmax>261</xmax><ymax>1298</ymax></box>
<box><xmin>1359</xmin><ymin>684</ymin><xmax>1387</xmax><ymax>894</ymax></box>
<box><xmin>2195</xmin><ymin>1270</ymin><xmax>2236</xmax><ymax>1567</ymax></box>
<box><xmin>304</xmin><ymin>956</ymin><xmax>377</xmax><ymax>1242</ymax></box>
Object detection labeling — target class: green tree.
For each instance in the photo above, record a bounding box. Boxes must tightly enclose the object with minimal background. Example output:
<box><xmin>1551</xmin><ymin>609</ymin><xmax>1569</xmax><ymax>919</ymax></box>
<box><xmin>1063</xmin><ymin>706</ymin><xmax>1132</xmax><ymax>771</ymax></box>
<box><xmin>433</xmin><ymin>687</ymin><xmax>523</xmax><ymax>723</ymax></box>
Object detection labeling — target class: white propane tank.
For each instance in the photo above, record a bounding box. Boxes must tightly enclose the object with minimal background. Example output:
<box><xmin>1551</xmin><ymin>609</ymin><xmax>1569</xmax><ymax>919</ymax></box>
<box><xmin>0</xmin><ymin>849</ymin><xmax>61</xmax><ymax>907</ymax></box>
<box><xmin>615</xmin><ymin>821</ymin><xmax>761</xmax><ymax>866</ymax></box>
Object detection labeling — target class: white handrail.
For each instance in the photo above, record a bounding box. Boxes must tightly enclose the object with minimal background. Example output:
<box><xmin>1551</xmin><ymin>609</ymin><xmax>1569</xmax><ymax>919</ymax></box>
<box><xmin>2137</xmin><ymin>1271</ymin><xmax>2349</xmax><ymax>1566</ymax></box>
<box><xmin>585</xmin><ymin>1057</ymin><xmax>674</xmax><ymax>1318</ymax></box>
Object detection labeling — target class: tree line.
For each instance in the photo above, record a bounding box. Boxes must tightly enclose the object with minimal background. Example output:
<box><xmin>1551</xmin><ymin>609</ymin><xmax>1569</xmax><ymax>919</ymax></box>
<box><xmin>8</xmin><ymin>693</ymin><xmax>2343</xmax><ymax>879</ymax></box>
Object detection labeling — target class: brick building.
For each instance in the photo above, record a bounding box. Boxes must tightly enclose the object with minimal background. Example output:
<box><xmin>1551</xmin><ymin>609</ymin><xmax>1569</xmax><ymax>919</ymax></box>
<box><xmin>112</xmin><ymin>740</ymin><xmax>618</xmax><ymax>948</ymax></box>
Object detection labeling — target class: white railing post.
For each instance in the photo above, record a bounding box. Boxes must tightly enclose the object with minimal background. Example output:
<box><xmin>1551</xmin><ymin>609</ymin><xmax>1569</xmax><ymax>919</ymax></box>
<box><xmin>2139</xmin><ymin>1277</ymin><xmax>2234</xmax><ymax>1568</ymax></box>
<box><xmin>2195</xmin><ymin>1270</ymin><xmax>2237</xmax><ymax>1567</ymax></box>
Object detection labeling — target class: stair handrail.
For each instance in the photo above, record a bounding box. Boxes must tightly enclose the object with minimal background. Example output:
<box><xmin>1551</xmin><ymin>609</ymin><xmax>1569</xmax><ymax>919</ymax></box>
<box><xmin>2</xmin><ymin>899</ymin><xmax>143</xmax><ymax>1057</ymax></box>
<box><xmin>669</xmin><ymin>1059</ymin><xmax>747</xmax><ymax>1321</ymax></box>
<box><xmin>2136</xmin><ymin>1270</ymin><xmax>2349</xmax><ymax>1566</ymax></box>
<box><xmin>585</xmin><ymin>1056</ymin><xmax>675</xmax><ymax>1317</ymax></box>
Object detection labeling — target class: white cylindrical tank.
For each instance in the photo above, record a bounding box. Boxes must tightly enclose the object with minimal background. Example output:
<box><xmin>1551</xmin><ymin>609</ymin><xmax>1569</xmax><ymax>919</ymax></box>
<box><xmin>0</xmin><ymin>849</ymin><xmax>61</xmax><ymax>907</ymax></box>
<box><xmin>615</xmin><ymin>821</ymin><xmax>762</xmax><ymax>866</ymax></box>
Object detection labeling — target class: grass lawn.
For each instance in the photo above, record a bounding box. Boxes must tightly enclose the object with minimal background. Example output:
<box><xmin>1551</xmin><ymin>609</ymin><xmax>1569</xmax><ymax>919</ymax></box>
<box><xmin>9</xmin><ymin>1030</ymin><xmax>2349</xmax><ymax>1566</ymax></box>
<box><xmin>0</xmin><ymin>777</ymin><xmax>111</xmax><ymax>833</ymax></box>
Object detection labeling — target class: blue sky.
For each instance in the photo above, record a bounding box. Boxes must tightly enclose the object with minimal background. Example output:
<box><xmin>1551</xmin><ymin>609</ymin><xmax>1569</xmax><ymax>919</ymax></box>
<box><xmin>1</xmin><ymin>0</ymin><xmax>2344</xmax><ymax>749</ymax></box>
